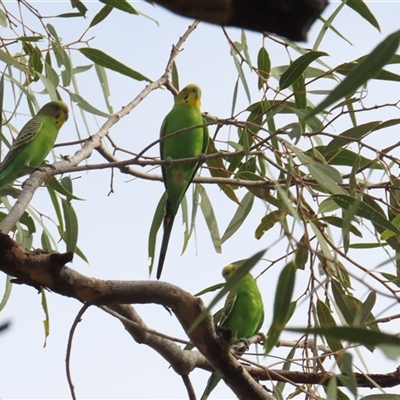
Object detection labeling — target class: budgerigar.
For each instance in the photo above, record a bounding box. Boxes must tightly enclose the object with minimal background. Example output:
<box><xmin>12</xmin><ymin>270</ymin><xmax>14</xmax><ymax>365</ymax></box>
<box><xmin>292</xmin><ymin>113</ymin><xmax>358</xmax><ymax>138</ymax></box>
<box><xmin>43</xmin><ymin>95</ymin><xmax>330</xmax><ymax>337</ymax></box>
<box><xmin>200</xmin><ymin>263</ymin><xmax>264</xmax><ymax>400</ymax></box>
<box><xmin>0</xmin><ymin>101</ymin><xmax>69</xmax><ymax>188</ymax></box>
<box><xmin>157</xmin><ymin>84</ymin><xmax>208</xmax><ymax>279</ymax></box>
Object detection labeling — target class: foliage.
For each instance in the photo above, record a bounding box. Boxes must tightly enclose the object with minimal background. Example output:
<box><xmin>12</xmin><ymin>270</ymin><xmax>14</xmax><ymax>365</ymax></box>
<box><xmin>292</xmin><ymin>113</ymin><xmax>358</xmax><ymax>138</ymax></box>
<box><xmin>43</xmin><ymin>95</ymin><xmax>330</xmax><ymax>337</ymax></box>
<box><xmin>1</xmin><ymin>1</ymin><xmax>400</xmax><ymax>399</ymax></box>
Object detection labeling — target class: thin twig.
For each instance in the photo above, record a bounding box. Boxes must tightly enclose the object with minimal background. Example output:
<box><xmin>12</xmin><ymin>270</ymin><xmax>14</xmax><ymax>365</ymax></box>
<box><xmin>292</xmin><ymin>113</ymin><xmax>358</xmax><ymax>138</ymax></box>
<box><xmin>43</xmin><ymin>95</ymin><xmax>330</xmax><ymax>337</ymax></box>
<box><xmin>65</xmin><ymin>303</ymin><xmax>91</xmax><ymax>400</ymax></box>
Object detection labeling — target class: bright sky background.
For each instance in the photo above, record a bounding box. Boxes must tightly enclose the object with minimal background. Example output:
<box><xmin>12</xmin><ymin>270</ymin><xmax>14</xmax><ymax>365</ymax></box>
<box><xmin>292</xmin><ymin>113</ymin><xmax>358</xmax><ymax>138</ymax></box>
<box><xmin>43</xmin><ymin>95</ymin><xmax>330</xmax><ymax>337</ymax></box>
<box><xmin>1</xmin><ymin>1</ymin><xmax>400</xmax><ymax>399</ymax></box>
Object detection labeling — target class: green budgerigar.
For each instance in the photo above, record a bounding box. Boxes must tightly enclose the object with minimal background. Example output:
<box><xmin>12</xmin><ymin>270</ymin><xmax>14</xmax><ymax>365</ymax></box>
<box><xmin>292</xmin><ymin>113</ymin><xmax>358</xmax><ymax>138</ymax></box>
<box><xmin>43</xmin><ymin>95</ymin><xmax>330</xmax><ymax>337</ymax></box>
<box><xmin>0</xmin><ymin>101</ymin><xmax>69</xmax><ymax>189</ymax></box>
<box><xmin>200</xmin><ymin>264</ymin><xmax>264</xmax><ymax>400</ymax></box>
<box><xmin>157</xmin><ymin>84</ymin><xmax>208</xmax><ymax>279</ymax></box>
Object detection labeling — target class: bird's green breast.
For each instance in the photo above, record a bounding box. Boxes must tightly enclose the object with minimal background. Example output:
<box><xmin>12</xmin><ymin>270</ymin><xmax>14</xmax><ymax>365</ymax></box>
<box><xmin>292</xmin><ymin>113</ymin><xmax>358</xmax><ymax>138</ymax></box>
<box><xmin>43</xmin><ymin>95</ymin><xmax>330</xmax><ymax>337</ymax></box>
<box><xmin>27</xmin><ymin>115</ymin><xmax>60</xmax><ymax>166</ymax></box>
<box><xmin>161</xmin><ymin>103</ymin><xmax>207</xmax><ymax>213</ymax></box>
<box><xmin>161</xmin><ymin>103</ymin><xmax>205</xmax><ymax>158</ymax></box>
<box><xmin>223</xmin><ymin>275</ymin><xmax>264</xmax><ymax>343</ymax></box>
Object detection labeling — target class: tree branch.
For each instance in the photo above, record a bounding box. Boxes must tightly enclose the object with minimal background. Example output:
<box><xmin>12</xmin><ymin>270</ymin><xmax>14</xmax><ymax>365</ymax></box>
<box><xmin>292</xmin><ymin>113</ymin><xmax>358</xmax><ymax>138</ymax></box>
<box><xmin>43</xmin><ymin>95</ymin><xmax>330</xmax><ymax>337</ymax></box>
<box><xmin>1</xmin><ymin>233</ymin><xmax>399</xmax><ymax>396</ymax></box>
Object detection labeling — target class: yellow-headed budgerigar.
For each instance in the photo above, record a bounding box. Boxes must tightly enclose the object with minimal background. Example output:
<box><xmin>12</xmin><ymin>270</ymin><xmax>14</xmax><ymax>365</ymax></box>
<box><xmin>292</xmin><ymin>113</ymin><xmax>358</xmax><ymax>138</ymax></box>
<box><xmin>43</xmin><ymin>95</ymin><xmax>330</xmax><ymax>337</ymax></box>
<box><xmin>0</xmin><ymin>101</ymin><xmax>69</xmax><ymax>188</ymax></box>
<box><xmin>200</xmin><ymin>263</ymin><xmax>264</xmax><ymax>400</ymax></box>
<box><xmin>156</xmin><ymin>84</ymin><xmax>208</xmax><ymax>279</ymax></box>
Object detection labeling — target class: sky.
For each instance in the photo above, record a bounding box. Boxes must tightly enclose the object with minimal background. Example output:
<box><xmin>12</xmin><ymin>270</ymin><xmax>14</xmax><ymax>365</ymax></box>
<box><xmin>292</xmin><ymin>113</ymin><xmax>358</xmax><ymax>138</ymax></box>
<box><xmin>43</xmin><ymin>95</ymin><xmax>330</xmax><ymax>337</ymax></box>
<box><xmin>1</xmin><ymin>1</ymin><xmax>400</xmax><ymax>399</ymax></box>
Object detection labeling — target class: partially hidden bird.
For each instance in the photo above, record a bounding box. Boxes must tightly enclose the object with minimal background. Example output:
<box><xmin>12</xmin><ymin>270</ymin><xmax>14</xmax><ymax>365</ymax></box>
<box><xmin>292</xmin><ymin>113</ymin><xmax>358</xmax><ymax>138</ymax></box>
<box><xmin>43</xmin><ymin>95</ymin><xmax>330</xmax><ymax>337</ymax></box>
<box><xmin>0</xmin><ymin>101</ymin><xmax>69</xmax><ymax>189</ymax></box>
<box><xmin>156</xmin><ymin>84</ymin><xmax>208</xmax><ymax>279</ymax></box>
<box><xmin>200</xmin><ymin>263</ymin><xmax>264</xmax><ymax>400</ymax></box>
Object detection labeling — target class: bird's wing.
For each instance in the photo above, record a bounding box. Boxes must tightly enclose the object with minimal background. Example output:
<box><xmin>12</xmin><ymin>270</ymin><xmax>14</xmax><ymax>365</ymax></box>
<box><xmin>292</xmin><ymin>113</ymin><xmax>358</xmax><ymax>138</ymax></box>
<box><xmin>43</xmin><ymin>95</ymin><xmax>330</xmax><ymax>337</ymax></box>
<box><xmin>0</xmin><ymin>117</ymin><xmax>43</xmax><ymax>173</ymax></box>
<box><xmin>219</xmin><ymin>289</ymin><xmax>237</xmax><ymax>327</ymax></box>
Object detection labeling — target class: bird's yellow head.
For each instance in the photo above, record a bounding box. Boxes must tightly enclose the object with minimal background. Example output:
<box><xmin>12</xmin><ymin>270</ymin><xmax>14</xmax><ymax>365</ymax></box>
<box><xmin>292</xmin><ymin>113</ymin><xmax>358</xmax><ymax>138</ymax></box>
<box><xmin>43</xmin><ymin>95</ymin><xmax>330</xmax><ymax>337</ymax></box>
<box><xmin>222</xmin><ymin>264</ymin><xmax>239</xmax><ymax>281</ymax></box>
<box><xmin>38</xmin><ymin>101</ymin><xmax>69</xmax><ymax>129</ymax></box>
<box><xmin>175</xmin><ymin>84</ymin><xmax>202</xmax><ymax>110</ymax></box>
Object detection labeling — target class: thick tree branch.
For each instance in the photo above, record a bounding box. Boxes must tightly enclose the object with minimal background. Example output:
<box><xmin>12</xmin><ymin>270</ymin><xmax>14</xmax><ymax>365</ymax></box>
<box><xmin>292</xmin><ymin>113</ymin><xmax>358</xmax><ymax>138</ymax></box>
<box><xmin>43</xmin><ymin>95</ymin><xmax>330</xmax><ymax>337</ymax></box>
<box><xmin>1</xmin><ymin>233</ymin><xmax>399</xmax><ymax>396</ymax></box>
<box><xmin>0</xmin><ymin>233</ymin><xmax>270</xmax><ymax>400</ymax></box>
<box><xmin>151</xmin><ymin>0</ymin><xmax>328</xmax><ymax>41</ymax></box>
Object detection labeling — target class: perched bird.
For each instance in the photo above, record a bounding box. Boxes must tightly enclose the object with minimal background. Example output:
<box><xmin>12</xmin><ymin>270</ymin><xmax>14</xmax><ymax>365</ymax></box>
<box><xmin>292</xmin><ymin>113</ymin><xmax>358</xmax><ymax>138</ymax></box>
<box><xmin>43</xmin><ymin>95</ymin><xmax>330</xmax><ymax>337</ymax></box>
<box><xmin>0</xmin><ymin>101</ymin><xmax>69</xmax><ymax>189</ymax></box>
<box><xmin>157</xmin><ymin>84</ymin><xmax>208</xmax><ymax>279</ymax></box>
<box><xmin>200</xmin><ymin>264</ymin><xmax>264</xmax><ymax>400</ymax></box>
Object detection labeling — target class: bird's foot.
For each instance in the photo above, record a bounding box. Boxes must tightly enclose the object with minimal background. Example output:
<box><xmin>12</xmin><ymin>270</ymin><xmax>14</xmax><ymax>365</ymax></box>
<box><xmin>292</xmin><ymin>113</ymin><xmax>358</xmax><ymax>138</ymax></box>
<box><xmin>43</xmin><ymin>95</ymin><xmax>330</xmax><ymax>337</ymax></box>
<box><xmin>41</xmin><ymin>160</ymin><xmax>57</xmax><ymax>170</ymax></box>
<box><xmin>256</xmin><ymin>332</ymin><xmax>266</xmax><ymax>345</ymax></box>
<box><xmin>231</xmin><ymin>337</ymin><xmax>251</xmax><ymax>353</ymax></box>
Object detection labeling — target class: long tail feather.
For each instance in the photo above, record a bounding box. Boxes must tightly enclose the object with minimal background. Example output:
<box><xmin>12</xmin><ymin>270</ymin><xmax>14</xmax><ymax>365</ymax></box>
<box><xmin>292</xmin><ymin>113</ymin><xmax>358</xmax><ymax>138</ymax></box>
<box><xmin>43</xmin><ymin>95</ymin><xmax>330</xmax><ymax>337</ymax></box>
<box><xmin>200</xmin><ymin>373</ymin><xmax>221</xmax><ymax>400</ymax></box>
<box><xmin>157</xmin><ymin>202</ymin><xmax>176</xmax><ymax>279</ymax></box>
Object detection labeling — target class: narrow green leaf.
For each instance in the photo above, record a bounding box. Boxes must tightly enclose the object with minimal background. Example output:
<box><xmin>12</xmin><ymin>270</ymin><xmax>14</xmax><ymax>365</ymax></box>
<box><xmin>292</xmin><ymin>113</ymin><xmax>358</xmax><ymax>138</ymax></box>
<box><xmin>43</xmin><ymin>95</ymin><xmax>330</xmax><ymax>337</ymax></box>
<box><xmin>233</xmin><ymin>56</ymin><xmax>251</xmax><ymax>103</ymax></box>
<box><xmin>231</xmin><ymin>79</ymin><xmax>239</xmax><ymax>116</ymax></box>
<box><xmin>70</xmin><ymin>0</ymin><xmax>88</xmax><ymax>16</ymax></box>
<box><xmin>319</xmin><ymin>216</ymin><xmax>362</xmax><ymax>237</ymax></box>
<box><xmin>326</xmin><ymin>376</ymin><xmax>338</xmax><ymax>400</ymax></box>
<box><xmin>255</xmin><ymin>209</ymin><xmax>288</xmax><ymax>240</ymax></box>
<box><xmin>280</xmin><ymin>51</ymin><xmax>328</xmax><ymax>90</ymax></box>
<box><xmin>46</xmin><ymin>185</ymin><xmax>64</xmax><ymax>233</ymax></box>
<box><xmin>0</xmin><ymin>49</ymin><xmax>29</xmax><ymax>74</ymax></box>
<box><xmin>74</xmin><ymin>246</ymin><xmax>89</xmax><ymax>263</ymax></box>
<box><xmin>205</xmin><ymin>137</ymin><xmax>239</xmax><ymax>204</ymax></box>
<box><xmin>44</xmin><ymin>55</ymin><xmax>60</xmax><ymax>88</ymax></box>
<box><xmin>18</xmin><ymin>212</ymin><xmax>36</xmax><ymax>236</ymax></box>
<box><xmin>46</xmin><ymin>23</ymin><xmax>59</xmax><ymax>41</ymax></box>
<box><xmin>187</xmin><ymin>185</ymin><xmax>200</xmax><ymax>242</ymax></box>
<box><xmin>361</xmin><ymin>395</ymin><xmax>400</xmax><ymax>400</ymax></box>
<box><xmin>79</xmin><ymin>48</ymin><xmax>152</xmax><ymax>83</ymax></box>
<box><xmin>47</xmin><ymin>177</ymin><xmax>82</xmax><ymax>201</ymax></box>
<box><xmin>0</xmin><ymin>9</ymin><xmax>7</xmax><ymax>27</ymax></box>
<box><xmin>17</xmin><ymin>36</ymin><xmax>43</xmax><ymax>42</ymax></box>
<box><xmin>288</xmin><ymin>326</ymin><xmax>400</xmax><ymax>359</ymax></box>
<box><xmin>359</xmin><ymin>291</ymin><xmax>376</xmax><ymax>326</ymax></box>
<box><xmin>180</xmin><ymin>195</ymin><xmax>189</xmax><ymax>254</ymax></box>
<box><xmin>221</xmin><ymin>191</ymin><xmax>254</xmax><ymax>243</ymax></box>
<box><xmin>41</xmin><ymin>288</ymin><xmax>50</xmax><ymax>347</ymax></box>
<box><xmin>265</xmin><ymin>262</ymin><xmax>296</xmax><ymax>354</ymax></box>
<box><xmin>337</xmin><ymin>353</ymin><xmax>357</xmax><ymax>397</ymax></box>
<box><xmin>317</xmin><ymin>299</ymin><xmax>344</xmax><ymax>354</ymax></box>
<box><xmin>294</xmin><ymin>233</ymin><xmax>309</xmax><ymax>270</ymax></box>
<box><xmin>89</xmin><ymin>4</ymin><xmax>113</xmax><ymax>28</ymax></box>
<box><xmin>194</xmin><ymin>283</ymin><xmax>224</xmax><ymax>297</ymax></box>
<box><xmin>0</xmin><ymin>275</ymin><xmax>12</xmax><ymax>311</ymax></box>
<box><xmin>61</xmin><ymin>48</ymin><xmax>72</xmax><ymax>87</ymax></box>
<box><xmin>71</xmin><ymin>93</ymin><xmax>111</xmax><ymax>118</ymax></box>
<box><xmin>0</xmin><ymin>71</ymin><xmax>4</xmax><ymax>130</ymax></box>
<box><xmin>41</xmin><ymin>230</ymin><xmax>52</xmax><ymax>251</ymax></box>
<box><xmin>332</xmin><ymin>194</ymin><xmax>400</xmax><ymax>236</ymax></box>
<box><xmin>56</xmin><ymin>13</ymin><xmax>84</xmax><ymax>18</ymax></box>
<box><xmin>61</xmin><ymin>199</ymin><xmax>78</xmax><ymax>254</ymax></box>
<box><xmin>73</xmin><ymin>65</ymin><xmax>93</xmax><ymax>74</ymax></box>
<box><xmin>148</xmin><ymin>192</ymin><xmax>166</xmax><ymax>275</ymax></box>
<box><xmin>37</xmin><ymin>73</ymin><xmax>58</xmax><ymax>101</ymax></box>
<box><xmin>349</xmin><ymin>242</ymin><xmax>386</xmax><ymax>249</ymax></box>
<box><xmin>198</xmin><ymin>184</ymin><xmax>221</xmax><ymax>253</ymax></box>
<box><xmin>99</xmin><ymin>0</ymin><xmax>138</xmax><ymax>15</ymax></box>
<box><xmin>285</xmin><ymin>140</ymin><xmax>346</xmax><ymax>195</ymax></box>
<box><xmin>292</xmin><ymin>75</ymin><xmax>307</xmax><ymax>116</ymax></box>
<box><xmin>307</xmin><ymin>30</ymin><xmax>400</xmax><ymax>119</ymax></box>
<box><xmin>326</xmin><ymin>121</ymin><xmax>381</xmax><ymax>153</ymax></box>
<box><xmin>236</xmin><ymin>171</ymin><xmax>270</xmax><ymax>201</ymax></box>
<box><xmin>306</xmin><ymin>146</ymin><xmax>382</xmax><ymax>169</ymax></box>
<box><xmin>94</xmin><ymin>64</ymin><xmax>113</xmax><ymax>114</ymax></box>
<box><xmin>257</xmin><ymin>46</ymin><xmax>270</xmax><ymax>88</ymax></box>
<box><xmin>171</xmin><ymin>61</ymin><xmax>179</xmax><ymax>91</ymax></box>
<box><xmin>331</xmin><ymin>280</ymin><xmax>355</xmax><ymax>325</ymax></box>
<box><xmin>313</xmin><ymin>1</ymin><xmax>348</xmax><ymax>51</ymax></box>
<box><xmin>345</xmin><ymin>0</ymin><xmax>380</xmax><ymax>31</ymax></box>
